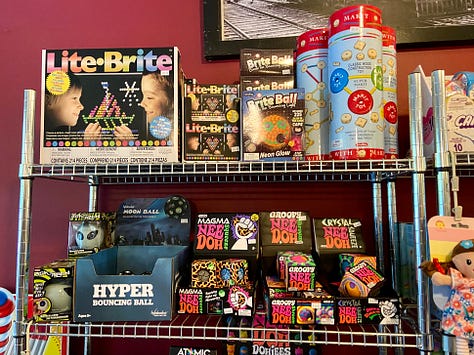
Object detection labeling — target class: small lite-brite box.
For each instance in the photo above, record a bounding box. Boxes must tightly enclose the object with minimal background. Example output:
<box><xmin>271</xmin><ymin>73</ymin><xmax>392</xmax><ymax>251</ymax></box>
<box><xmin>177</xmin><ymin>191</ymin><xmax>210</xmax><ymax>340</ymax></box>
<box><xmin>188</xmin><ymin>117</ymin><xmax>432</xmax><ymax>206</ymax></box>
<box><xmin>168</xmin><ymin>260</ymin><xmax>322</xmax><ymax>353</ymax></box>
<box><xmin>193</xmin><ymin>213</ymin><xmax>259</xmax><ymax>255</ymax></box>
<box><xmin>33</xmin><ymin>259</ymin><xmax>75</xmax><ymax>322</ymax></box>
<box><xmin>240</xmin><ymin>48</ymin><xmax>294</xmax><ymax>76</ymax></box>
<box><xmin>68</xmin><ymin>211</ymin><xmax>115</xmax><ymax>258</ymax></box>
<box><xmin>241</xmin><ymin>88</ymin><xmax>305</xmax><ymax>161</ymax></box>
<box><xmin>183</xmin><ymin>81</ymin><xmax>240</xmax><ymax>161</ymax></box>
<box><xmin>40</xmin><ymin>47</ymin><xmax>183</xmax><ymax>164</ymax></box>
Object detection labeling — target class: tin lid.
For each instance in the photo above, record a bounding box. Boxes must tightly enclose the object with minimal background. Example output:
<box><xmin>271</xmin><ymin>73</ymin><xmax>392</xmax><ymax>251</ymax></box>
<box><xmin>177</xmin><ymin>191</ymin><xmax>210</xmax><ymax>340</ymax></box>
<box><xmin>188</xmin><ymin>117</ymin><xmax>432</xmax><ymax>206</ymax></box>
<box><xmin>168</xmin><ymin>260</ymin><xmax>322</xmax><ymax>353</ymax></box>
<box><xmin>329</xmin><ymin>5</ymin><xmax>382</xmax><ymax>36</ymax></box>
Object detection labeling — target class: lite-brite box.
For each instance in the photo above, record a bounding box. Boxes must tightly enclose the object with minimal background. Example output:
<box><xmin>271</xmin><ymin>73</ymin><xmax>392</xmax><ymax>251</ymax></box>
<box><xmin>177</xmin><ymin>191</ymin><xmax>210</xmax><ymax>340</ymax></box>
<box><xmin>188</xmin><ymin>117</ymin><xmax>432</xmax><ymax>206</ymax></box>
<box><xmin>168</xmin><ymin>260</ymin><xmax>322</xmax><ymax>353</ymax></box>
<box><xmin>241</xmin><ymin>89</ymin><xmax>305</xmax><ymax>161</ymax></box>
<box><xmin>193</xmin><ymin>213</ymin><xmax>259</xmax><ymax>255</ymax></box>
<box><xmin>335</xmin><ymin>293</ymin><xmax>400</xmax><ymax>325</ymax></box>
<box><xmin>33</xmin><ymin>259</ymin><xmax>75</xmax><ymax>322</ymax></box>
<box><xmin>240</xmin><ymin>48</ymin><xmax>294</xmax><ymax>76</ymax></box>
<box><xmin>183</xmin><ymin>82</ymin><xmax>240</xmax><ymax>161</ymax></box>
<box><xmin>226</xmin><ymin>311</ymin><xmax>320</xmax><ymax>355</ymax></box>
<box><xmin>177</xmin><ymin>283</ymin><xmax>255</xmax><ymax>317</ymax></box>
<box><xmin>115</xmin><ymin>196</ymin><xmax>191</xmax><ymax>246</ymax></box>
<box><xmin>259</xmin><ymin>211</ymin><xmax>313</xmax><ymax>274</ymax></box>
<box><xmin>313</xmin><ymin>218</ymin><xmax>366</xmax><ymax>283</ymax></box>
<box><xmin>40</xmin><ymin>47</ymin><xmax>182</xmax><ymax>164</ymax></box>
<box><xmin>74</xmin><ymin>245</ymin><xmax>188</xmax><ymax>322</ymax></box>
<box><xmin>240</xmin><ymin>76</ymin><xmax>294</xmax><ymax>92</ymax></box>
<box><xmin>67</xmin><ymin>211</ymin><xmax>115</xmax><ymax>258</ymax></box>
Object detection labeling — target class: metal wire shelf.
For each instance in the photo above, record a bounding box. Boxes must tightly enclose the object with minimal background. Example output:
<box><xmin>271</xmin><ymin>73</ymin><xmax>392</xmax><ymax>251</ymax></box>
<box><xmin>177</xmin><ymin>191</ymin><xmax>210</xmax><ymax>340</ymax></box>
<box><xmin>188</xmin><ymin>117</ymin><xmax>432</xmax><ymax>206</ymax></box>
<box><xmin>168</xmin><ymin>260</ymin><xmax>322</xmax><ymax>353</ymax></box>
<box><xmin>27</xmin><ymin>315</ymin><xmax>423</xmax><ymax>348</ymax></box>
<box><xmin>23</xmin><ymin>159</ymin><xmax>415</xmax><ymax>184</ymax></box>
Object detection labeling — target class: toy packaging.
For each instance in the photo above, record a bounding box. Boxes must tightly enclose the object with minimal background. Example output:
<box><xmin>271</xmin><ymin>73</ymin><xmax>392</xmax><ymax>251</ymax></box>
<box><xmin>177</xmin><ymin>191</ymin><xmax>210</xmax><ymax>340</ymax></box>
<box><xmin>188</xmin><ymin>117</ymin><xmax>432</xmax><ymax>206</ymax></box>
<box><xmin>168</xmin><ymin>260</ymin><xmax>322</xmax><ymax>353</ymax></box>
<box><xmin>241</xmin><ymin>89</ymin><xmax>305</xmax><ymax>161</ymax></box>
<box><xmin>33</xmin><ymin>259</ymin><xmax>75</xmax><ymax>322</ymax></box>
<box><xmin>313</xmin><ymin>218</ymin><xmax>366</xmax><ymax>283</ymax></box>
<box><xmin>67</xmin><ymin>211</ymin><xmax>115</xmax><ymax>258</ymax></box>
<box><xmin>74</xmin><ymin>245</ymin><xmax>188</xmax><ymax>322</ymax></box>
<box><xmin>115</xmin><ymin>196</ymin><xmax>191</xmax><ymax>246</ymax></box>
<box><xmin>177</xmin><ymin>282</ymin><xmax>255</xmax><ymax>317</ymax></box>
<box><xmin>40</xmin><ymin>47</ymin><xmax>183</xmax><ymax>164</ymax></box>
<box><xmin>225</xmin><ymin>311</ymin><xmax>320</xmax><ymax>355</ymax></box>
<box><xmin>240</xmin><ymin>76</ymin><xmax>294</xmax><ymax>92</ymax></box>
<box><xmin>338</xmin><ymin>260</ymin><xmax>385</xmax><ymax>297</ymax></box>
<box><xmin>183</xmin><ymin>81</ymin><xmax>240</xmax><ymax>161</ymax></box>
<box><xmin>240</xmin><ymin>48</ymin><xmax>294</xmax><ymax>77</ymax></box>
<box><xmin>193</xmin><ymin>213</ymin><xmax>259</xmax><ymax>255</ymax></box>
<box><xmin>259</xmin><ymin>211</ymin><xmax>313</xmax><ymax>275</ymax></box>
<box><xmin>335</xmin><ymin>295</ymin><xmax>400</xmax><ymax>325</ymax></box>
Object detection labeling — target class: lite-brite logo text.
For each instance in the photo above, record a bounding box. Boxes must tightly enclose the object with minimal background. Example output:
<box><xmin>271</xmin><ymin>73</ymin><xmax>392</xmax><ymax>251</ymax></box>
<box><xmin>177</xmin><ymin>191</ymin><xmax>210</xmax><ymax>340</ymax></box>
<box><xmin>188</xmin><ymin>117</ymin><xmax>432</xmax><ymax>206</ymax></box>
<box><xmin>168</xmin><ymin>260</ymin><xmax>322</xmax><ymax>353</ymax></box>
<box><xmin>46</xmin><ymin>49</ymin><xmax>173</xmax><ymax>74</ymax></box>
<box><xmin>195</xmin><ymin>217</ymin><xmax>230</xmax><ymax>251</ymax></box>
<box><xmin>321</xmin><ymin>218</ymin><xmax>360</xmax><ymax>249</ymax></box>
<box><xmin>270</xmin><ymin>212</ymin><xmax>304</xmax><ymax>244</ymax></box>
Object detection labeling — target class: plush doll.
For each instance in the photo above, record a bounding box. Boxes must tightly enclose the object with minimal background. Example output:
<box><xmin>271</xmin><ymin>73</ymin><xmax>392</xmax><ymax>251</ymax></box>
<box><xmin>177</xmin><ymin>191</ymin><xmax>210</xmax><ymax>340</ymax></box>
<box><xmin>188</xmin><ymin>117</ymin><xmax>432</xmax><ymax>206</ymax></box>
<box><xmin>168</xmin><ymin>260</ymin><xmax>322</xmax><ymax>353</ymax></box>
<box><xmin>420</xmin><ymin>239</ymin><xmax>474</xmax><ymax>355</ymax></box>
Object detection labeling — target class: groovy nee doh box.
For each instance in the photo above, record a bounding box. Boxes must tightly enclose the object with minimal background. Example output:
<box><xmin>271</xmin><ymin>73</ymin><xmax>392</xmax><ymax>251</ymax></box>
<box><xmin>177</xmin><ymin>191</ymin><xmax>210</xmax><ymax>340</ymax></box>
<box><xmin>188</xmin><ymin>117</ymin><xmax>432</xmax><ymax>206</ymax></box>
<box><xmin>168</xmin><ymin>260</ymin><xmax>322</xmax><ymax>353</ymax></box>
<box><xmin>40</xmin><ymin>47</ymin><xmax>182</xmax><ymax>164</ymax></box>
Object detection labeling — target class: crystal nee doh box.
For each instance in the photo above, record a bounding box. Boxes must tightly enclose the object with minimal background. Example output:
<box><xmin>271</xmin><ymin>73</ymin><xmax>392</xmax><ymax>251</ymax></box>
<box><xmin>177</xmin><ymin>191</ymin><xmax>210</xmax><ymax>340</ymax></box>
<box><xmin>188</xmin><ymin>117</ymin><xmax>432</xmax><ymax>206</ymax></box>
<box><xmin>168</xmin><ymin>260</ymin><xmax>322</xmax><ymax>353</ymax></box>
<box><xmin>183</xmin><ymin>82</ymin><xmax>240</xmax><ymax>161</ymax></box>
<box><xmin>241</xmin><ymin>89</ymin><xmax>305</xmax><ymax>161</ymax></box>
<box><xmin>313</xmin><ymin>217</ymin><xmax>366</xmax><ymax>283</ymax></box>
<box><xmin>40</xmin><ymin>47</ymin><xmax>183</xmax><ymax>164</ymax></box>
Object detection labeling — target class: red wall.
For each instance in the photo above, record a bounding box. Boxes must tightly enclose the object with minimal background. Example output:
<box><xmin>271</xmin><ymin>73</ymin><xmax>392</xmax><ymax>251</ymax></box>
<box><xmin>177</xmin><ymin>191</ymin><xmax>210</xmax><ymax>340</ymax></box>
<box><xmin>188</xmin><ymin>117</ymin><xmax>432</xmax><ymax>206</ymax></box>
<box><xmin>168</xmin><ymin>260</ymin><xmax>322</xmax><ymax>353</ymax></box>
<box><xmin>1</xmin><ymin>1</ymin><xmax>474</xmax><ymax>354</ymax></box>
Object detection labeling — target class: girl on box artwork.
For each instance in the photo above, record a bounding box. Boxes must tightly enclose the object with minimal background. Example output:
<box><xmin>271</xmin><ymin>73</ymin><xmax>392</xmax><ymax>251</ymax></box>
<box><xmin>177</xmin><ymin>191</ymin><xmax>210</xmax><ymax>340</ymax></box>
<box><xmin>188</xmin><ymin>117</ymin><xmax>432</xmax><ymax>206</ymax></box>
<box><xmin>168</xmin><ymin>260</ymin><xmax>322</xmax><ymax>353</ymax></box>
<box><xmin>114</xmin><ymin>71</ymin><xmax>174</xmax><ymax>141</ymax></box>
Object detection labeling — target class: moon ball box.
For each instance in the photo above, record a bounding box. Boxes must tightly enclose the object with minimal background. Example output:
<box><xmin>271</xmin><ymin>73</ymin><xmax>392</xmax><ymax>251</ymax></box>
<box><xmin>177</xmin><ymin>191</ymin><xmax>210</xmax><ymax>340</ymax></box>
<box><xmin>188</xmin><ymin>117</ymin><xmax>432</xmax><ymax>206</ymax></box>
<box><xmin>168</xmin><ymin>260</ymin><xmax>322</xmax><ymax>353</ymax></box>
<box><xmin>241</xmin><ymin>89</ymin><xmax>305</xmax><ymax>161</ymax></box>
<box><xmin>114</xmin><ymin>196</ymin><xmax>191</xmax><ymax>246</ymax></box>
<box><xmin>40</xmin><ymin>47</ymin><xmax>182</xmax><ymax>164</ymax></box>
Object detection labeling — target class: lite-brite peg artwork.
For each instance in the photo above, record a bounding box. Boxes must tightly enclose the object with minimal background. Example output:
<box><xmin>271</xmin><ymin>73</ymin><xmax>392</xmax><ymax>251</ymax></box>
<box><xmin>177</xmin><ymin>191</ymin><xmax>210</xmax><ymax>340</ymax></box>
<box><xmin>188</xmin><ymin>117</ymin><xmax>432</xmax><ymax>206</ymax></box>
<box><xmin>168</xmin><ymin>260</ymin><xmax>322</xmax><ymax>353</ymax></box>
<box><xmin>83</xmin><ymin>82</ymin><xmax>135</xmax><ymax>128</ymax></box>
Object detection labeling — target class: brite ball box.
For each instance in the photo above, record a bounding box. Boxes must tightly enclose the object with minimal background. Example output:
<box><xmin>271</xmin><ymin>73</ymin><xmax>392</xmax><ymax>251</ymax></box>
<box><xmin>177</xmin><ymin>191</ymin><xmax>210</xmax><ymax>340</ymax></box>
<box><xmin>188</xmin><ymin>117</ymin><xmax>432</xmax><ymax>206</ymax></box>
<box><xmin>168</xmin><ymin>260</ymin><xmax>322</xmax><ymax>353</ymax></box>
<box><xmin>40</xmin><ymin>47</ymin><xmax>183</xmax><ymax>164</ymax></box>
<box><xmin>73</xmin><ymin>245</ymin><xmax>189</xmax><ymax>322</ymax></box>
<box><xmin>241</xmin><ymin>89</ymin><xmax>305</xmax><ymax>161</ymax></box>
